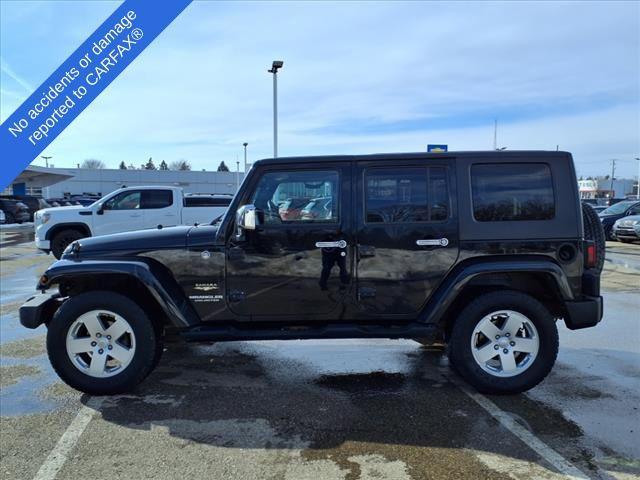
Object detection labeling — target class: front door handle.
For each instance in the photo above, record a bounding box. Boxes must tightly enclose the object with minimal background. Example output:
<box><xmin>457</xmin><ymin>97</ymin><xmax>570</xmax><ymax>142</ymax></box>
<box><xmin>315</xmin><ymin>240</ymin><xmax>347</xmax><ymax>248</ymax></box>
<box><xmin>416</xmin><ymin>238</ymin><xmax>449</xmax><ymax>247</ymax></box>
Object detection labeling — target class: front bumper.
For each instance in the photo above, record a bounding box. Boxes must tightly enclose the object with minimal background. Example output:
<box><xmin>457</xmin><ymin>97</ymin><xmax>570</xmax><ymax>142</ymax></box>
<box><xmin>613</xmin><ymin>227</ymin><xmax>640</xmax><ymax>240</ymax></box>
<box><xmin>564</xmin><ymin>295</ymin><xmax>603</xmax><ymax>330</ymax></box>
<box><xmin>19</xmin><ymin>293</ymin><xmax>64</xmax><ymax>329</ymax></box>
<box><xmin>35</xmin><ymin>237</ymin><xmax>51</xmax><ymax>251</ymax></box>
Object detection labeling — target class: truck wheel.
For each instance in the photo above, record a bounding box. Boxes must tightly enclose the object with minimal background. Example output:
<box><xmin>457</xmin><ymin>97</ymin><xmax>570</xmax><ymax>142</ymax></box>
<box><xmin>581</xmin><ymin>203</ymin><xmax>605</xmax><ymax>272</ymax></box>
<box><xmin>5</xmin><ymin>211</ymin><xmax>16</xmax><ymax>224</ymax></box>
<box><xmin>51</xmin><ymin>229</ymin><xmax>84</xmax><ymax>259</ymax></box>
<box><xmin>47</xmin><ymin>291</ymin><xmax>161</xmax><ymax>395</ymax></box>
<box><xmin>448</xmin><ymin>291</ymin><xmax>558</xmax><ymax>395</ymax></box>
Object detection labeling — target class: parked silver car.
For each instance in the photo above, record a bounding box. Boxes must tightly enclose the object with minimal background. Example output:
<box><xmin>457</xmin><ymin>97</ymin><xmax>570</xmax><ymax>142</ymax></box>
<box><xmin>612</xmin><ymin>215</ymin><xmax>640</xmax><ymax>243</ymax></box>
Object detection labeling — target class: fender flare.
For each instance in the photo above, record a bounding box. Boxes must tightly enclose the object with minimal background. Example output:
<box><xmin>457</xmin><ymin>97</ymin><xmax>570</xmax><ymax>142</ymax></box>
<box><xmin>45</xmin><ymin>222</ymin><xmax>92</xmax><ymax>241</ymax></box>
<box><xmin>418</xmin><ymin>257</ymin><xmax>574</xmax><ymax>325</ymax></box>
<box><xmin>40</xmin><ymin>259</ymin><xmax>199</xmax><ymax>328</ymax></box>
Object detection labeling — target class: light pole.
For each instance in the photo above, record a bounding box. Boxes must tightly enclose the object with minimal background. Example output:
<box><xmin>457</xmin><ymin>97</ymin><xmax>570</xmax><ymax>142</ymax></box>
<box><xmin>236</xmin><ymin>160</ymin><xmax>240</xmax><ymax>190</ymax></box>
<box><xmin>243</xmin><ymin>142</ymin><xmax>248</xmax><ymax>172</ymax></box>
<box><xmin>635</xmin><ymin>157</ymin><xmax>640</xmax><ymax>199</ymax></box>
<box><xmin>268</xmin><ymin>60</ymin><xmax>283</xmax><ymax>158</ymax></box>
<box><xmin>41</xmin><ymin>155</ymin><xmax>52</xmax><ymax>168</ymax></box>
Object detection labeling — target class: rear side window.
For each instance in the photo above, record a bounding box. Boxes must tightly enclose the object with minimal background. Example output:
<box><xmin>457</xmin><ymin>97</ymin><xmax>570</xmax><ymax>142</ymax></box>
<box><xmin>365</xmin><ymin>167</ymin><xmax>449</xmax><ymax>223</ymax></box>
<box><xmin>141</xmin><ymin>190</ymin><xmax>173</xmax><ymax>209</ymax></box>
<box><xmin>471</xmin><ymin>163</ymin><xmax>555</xmax><ymax>222</ymax></box>
<box><xmin>185</xmin><ymin>197</ymin><xmax>232</xmax><ymax>207</ymax></box>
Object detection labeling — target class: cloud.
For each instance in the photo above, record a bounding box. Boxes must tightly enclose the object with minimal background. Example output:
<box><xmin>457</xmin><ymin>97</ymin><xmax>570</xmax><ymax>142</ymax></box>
<box><xmin>0</xmin><ymin>58</ymin><xmax>33</xmax><ymax>92</ymax></box>
<box><xmin>1</xmin><ymin>1</ymin><xmax>638</xmax><ymax>176</ymax></box>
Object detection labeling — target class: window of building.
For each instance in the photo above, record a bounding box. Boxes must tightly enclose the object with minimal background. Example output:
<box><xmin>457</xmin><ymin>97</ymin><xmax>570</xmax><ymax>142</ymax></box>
<box><xmin>365</xmin><ymin>167</ymin><xmax>449</xmax><ymax>223</ymax></box>
<box><xmin>471</xmin><ymin>163</ymin><xmax>555</xmax><ymax>221</ymax></box>
<box><xmin>251</xmin><ymin>170</ymin><xmax>339</xmax><ymax>224</ymax></box>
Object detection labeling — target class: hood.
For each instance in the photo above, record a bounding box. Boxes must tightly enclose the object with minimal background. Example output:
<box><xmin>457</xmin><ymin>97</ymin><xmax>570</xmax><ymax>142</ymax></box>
<box><xmin>38</xmin><ymin>205</ymin><xmax>85</xmax><ymax>215</ymax></box>
<box><xmin>70</xmin><ymin>225</ymin><xmax>193</xmax><ymax>255</ymax></box>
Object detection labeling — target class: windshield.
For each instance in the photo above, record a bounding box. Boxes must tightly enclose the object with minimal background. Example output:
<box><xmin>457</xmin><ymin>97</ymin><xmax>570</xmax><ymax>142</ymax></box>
<box><xmin>601</xmin><ymin>201</ymin><xmax>635</xmax><ymax>215</ymax></box>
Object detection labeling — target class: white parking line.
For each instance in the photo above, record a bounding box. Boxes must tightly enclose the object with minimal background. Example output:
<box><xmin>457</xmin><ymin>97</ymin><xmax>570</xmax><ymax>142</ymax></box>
<box><xmin>449</xmin><ymin>376</ymin><xmax>588</xmax><ymax>479</ymax></box>
<box><xmin>33</xmin><ymin>397</ymin><xmax>104</xmax><ymax>480</ymax></box>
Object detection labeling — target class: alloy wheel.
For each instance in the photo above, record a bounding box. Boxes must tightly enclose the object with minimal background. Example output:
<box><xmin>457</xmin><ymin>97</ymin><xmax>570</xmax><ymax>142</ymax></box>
<box><xmin>470</xmin><ymin>310</ymin><xmax>540</xmax><ymax>378</ymax></box>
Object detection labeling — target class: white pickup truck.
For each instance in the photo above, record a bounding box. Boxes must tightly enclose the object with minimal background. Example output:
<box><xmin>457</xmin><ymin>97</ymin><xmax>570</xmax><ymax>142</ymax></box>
<box><xmin>34</xmin><ymin>186</ymin><xmax>232</xmax><ymax>258</ymax></box>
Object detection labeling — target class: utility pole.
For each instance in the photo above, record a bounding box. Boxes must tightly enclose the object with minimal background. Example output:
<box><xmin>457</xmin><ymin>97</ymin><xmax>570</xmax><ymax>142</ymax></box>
<box><xmin>41</xmin><ymin>155</ymin><xmax>52</xmax><ymax>168</ymax></box>
<box><xmin>236</xmin><ymin>157</ymin><xmax>240</xmax><ymax>190</ymax></box>
<box><xmin>268</xmin><ymin>61</ymin><xmax>283</xmax><ymax>158</ymax></box>
<box><xmin>609</xmin><ymin>159</ymin><xmax>617</xmax><ymax>198</ymax></box>
<box><xmin>493</xmin><ymin>119</ymin><xmax>497</xmax><ymax>150</ymax></box>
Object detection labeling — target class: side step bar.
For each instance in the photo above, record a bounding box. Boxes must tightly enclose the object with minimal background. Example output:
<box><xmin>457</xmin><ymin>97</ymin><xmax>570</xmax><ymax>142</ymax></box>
<box><xmin>180</xmin><ymin>322</ymin><xmax>440</xmax><ymax>343</ymax></box>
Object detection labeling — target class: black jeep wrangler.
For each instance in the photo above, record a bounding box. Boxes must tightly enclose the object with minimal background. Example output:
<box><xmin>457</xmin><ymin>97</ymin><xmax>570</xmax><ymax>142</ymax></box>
<box><xmin>20</xmin><ymin>151</ymin><xmax>604</xmax><ymax>395</ymax></box>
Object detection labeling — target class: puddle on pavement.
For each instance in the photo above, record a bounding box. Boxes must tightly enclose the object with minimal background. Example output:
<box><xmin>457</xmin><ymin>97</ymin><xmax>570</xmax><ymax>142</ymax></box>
<box><xmin>0</xmin><ymin>230</ymin><xmax>35</xmax><ymax>248</ymax></box>
<box><xmin>315</xmin><ymin>371</ymin><xmax>406</xmax><ymax>394</ymax></box>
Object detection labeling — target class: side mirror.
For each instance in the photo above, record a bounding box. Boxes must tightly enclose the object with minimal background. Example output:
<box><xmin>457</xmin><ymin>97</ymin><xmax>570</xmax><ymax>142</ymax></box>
<box><xmin>96</xmin><ymin>205</ymin><xmax>104</xmax><ymax>215</ymax></box>
<box><xmin>236</xmin><ymin>204</ymin><xmax>257</xmax><ymax>232</ymax></box>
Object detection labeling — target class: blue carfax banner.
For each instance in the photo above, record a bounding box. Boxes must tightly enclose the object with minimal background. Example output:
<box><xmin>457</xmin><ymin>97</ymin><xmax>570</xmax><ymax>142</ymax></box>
<box><xmin>0</xmin><ymin>0</ymin><xmax>192</xmax><ymax>190</ymax></box>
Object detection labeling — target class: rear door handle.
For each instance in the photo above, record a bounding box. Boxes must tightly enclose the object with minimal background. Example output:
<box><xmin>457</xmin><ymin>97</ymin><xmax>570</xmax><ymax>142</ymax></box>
<box><xmin>416</xmin><ymin>238</ymin><xmax>449</xmax><ymax>247</ymax></box>
<box><xmin>315</xmin><ymin>240</ymin><xmax>347</xmax><ymax>248</ymax></box>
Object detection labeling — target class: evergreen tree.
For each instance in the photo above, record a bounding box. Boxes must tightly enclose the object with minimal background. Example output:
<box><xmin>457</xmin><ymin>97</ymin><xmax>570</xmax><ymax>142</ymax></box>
<box><xmin>119</xmin><ymin>161</ymin><xmax>127</xmax><ymax>170</ymax></box>
<box><xmin>159</xmin><ymin>160</ymin><xmax>168</xmax><ymax>170</ymax></box>
<box><xmin>145</xmin><ymin>157</ymin><xmax>156</xmax><ymax>170</ymax></box>
<box><xmin>217</xmin><ymin>161</ymin><xmax>230</xmax><ymax>172</ymax></box>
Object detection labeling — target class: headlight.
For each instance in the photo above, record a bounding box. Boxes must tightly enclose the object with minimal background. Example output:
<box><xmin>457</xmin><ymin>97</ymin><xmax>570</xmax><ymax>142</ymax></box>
<box><xmin>630</xmin><ymin>220</ymin><xmax>640</xmax><ymax>226</ymax></box>
<box><xmin>41</xmin><ymin>213</ymin><xmax>51</xmax><ymax>224</ymax></box>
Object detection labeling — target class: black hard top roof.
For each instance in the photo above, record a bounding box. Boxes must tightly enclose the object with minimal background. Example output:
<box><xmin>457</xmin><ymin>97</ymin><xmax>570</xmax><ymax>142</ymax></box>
<box><xmin>254</xmin><ymin>150</ymin><xmax>571</xmax><ymax>166</ymax></box>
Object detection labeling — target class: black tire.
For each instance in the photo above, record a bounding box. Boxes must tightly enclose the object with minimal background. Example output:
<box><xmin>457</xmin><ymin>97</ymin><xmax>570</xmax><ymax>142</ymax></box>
<box><xmin>619</xmin><ymin>238</ymin><xmax>634</xmax><ymax>243</ymax></box>
<box><xmin>47</xmin><ymin>291</ymin><xmax>161</xmax><ymax>395</ymax></box>
<box><xmin>449</xmin><ymin>291</ymin><xmax>558</xmax><ymax>395</ymax></box>
<box><xmin>51</xmin><ymin>229</ymin><xmax>85</xmax><ymax>259</ymax></box>
<box><xmin>5</xmin><ymin>211</ymin><xmax>15</xmax><ymax>224</ymax></box>
<box><xmin>581</xmin><ymin>203</ymin><xmax>605</xmax><ymax>273</ymax></box>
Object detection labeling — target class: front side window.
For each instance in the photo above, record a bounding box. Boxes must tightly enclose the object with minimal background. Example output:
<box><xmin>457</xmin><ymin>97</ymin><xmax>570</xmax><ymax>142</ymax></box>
<box><xmin>104</xmin><ymin>191</ymin><xmax>141</xmax><ymax>210</ymax></box>
<box><xmin>471</xmin><ymin>163</ymin><xmax>555</xmax><ymax>222</ymax></box>
<box><xmin>365</xmin><ymin>167</ymin><xmax>449</xmax><ymax>223</ymax></box>
<box><xmin>251</xmin><ymin>170</ymin><xmax>339</xmax><ymax>224</ymax></box>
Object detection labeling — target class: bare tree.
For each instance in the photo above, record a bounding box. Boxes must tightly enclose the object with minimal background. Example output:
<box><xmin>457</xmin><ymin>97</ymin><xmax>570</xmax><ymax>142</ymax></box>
<box><xmin>81</xmin><ymin>159</ymin><xmax>106</xmax><ymax>169</ymax></box>
<box><xmin>169</xmin><ymin>160</ymin><xmax>191</xmax><ymax>171</ymax></box>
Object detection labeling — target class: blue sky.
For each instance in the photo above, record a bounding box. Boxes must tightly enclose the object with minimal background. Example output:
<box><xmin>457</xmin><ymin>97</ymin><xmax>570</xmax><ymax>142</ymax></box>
<box><xmin>1</xmin><ymin>0</ymin><xmax>639</xmax><ymax>177</ymax></box>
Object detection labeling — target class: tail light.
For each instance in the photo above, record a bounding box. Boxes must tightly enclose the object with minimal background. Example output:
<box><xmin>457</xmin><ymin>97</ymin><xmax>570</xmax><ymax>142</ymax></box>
<box><xmin>585</xmin><ymin>242</ymin><xmax>597</xmax><ymax>269</ymax></box>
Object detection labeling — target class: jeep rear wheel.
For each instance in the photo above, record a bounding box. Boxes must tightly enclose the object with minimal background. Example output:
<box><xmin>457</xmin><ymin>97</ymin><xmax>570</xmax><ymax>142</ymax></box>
<box><xmin>449</xmin><ymin>291</ymin><xmax>558</xmax><ymax>394</ymax></box>
<box><xmin>47</xmin><ymin>291</ymin><xmax>161</xmax><ymax>395</ymax></box>
<box><xmin>51</xmin><ymin>229</ymin><xmax>85</xmax><ymax>259</ymax></box>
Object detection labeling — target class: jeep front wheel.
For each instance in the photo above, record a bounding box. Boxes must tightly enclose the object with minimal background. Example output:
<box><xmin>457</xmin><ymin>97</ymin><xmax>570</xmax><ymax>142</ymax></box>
<box><xmin>448</xmin><ymin>291</ymin><xmax>558</xmax><ymax>394</ymax></box>
<box><xmin>47</xmin><ymin>291</ymin><xmax>161</xmax><ymax>395</ymax></box>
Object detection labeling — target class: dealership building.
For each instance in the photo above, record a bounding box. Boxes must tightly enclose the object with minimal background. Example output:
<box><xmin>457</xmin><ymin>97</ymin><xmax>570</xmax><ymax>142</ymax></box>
<box><xmin>4</xmin><ymin>166</ymin><xmax>244</xmax><ymax>199</ymax></box>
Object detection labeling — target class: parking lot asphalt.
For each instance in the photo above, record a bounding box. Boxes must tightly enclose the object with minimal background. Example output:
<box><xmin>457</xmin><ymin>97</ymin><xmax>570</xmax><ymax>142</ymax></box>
<box><xmin>1</xmin><ymin>229</ymin><xmax>638</xmax><ymax>480</ymax></box>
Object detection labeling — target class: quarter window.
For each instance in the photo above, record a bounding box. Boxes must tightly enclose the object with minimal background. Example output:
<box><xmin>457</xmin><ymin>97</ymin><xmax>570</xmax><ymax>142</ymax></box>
<box><xmin>365</xmin><ymin>167</ymin><xmax>449</xmax><ymax>223</ymax></box>
<box><xmin>471</xmin><ymin>163</ymin><xmax>555</xmax><ymax>221</ymax></box>
<box><xmin>251</xmin><ymin>170</ymin><xmax>339</xmax><ymax>224</ymax></box>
